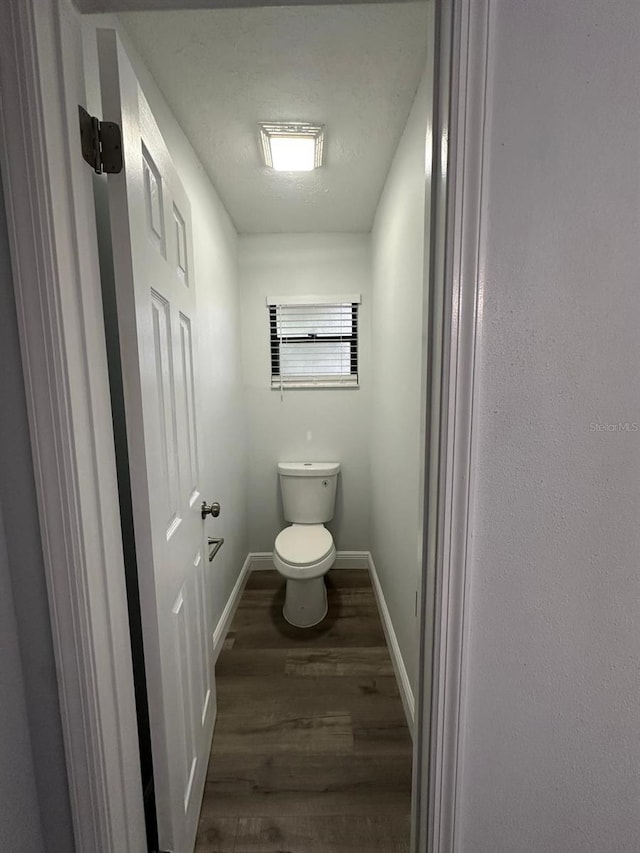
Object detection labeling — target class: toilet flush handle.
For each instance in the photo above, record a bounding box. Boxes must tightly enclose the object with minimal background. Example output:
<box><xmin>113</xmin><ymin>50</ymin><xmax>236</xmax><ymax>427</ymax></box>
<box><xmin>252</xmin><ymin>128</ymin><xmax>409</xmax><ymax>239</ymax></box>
<box><xmin>201</xmin><ymin>500</ymin><xmax>221</xmax><ymax>520</ymax></box>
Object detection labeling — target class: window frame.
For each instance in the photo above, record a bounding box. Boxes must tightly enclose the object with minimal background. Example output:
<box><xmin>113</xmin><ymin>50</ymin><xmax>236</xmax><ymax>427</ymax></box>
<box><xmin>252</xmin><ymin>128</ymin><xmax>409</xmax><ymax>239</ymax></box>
<box><xmin>268</xmin><ymin>299</ymin><xmax>360</xmax><ymax>389</ymax></box>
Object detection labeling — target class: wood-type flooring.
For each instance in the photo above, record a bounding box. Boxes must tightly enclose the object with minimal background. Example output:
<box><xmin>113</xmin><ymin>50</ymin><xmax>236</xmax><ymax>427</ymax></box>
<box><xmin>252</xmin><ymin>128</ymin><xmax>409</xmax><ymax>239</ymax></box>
<box><xmin>195</xmin><ymin>568</ymin><xmax>412</xmax><ymax>853</ymax></box>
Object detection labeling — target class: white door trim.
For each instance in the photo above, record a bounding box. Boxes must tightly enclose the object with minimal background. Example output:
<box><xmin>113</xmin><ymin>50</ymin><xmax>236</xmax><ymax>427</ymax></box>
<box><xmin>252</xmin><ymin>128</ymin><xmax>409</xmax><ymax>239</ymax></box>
<box><xmin>0</xmin><ymin>0</ymin><xmax>488</xmax><ymax>851</ymax></box>
<box><xmin>412</xmin><ymin>2</ymin><xmax>490</xmax><ymax>852</ymax></box>
<box><xmin>0</xmin><ymin>0</ymin><xmax>146</xmax><ymax>850</ymax></box>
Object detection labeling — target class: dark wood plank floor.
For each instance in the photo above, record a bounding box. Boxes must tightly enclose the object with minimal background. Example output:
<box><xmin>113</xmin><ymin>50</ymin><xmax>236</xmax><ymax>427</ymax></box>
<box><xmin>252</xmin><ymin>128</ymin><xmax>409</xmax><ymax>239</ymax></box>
<box><xmin>195</xmin><ymin>569</ymin><xmax>412</xmax><ymax>853</ymax></box>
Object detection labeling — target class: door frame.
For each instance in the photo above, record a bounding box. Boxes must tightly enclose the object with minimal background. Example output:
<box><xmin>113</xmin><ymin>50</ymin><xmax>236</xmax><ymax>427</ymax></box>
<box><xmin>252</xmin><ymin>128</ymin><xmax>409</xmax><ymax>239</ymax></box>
<box><xmin>0</xmin><ymin>0</ymin><xmax>489</xmax><ymax>851</ymax></box>
<box><xmin>414</xmin><ymin>2</ymin><xmax>490</xmax><ymax>850</ymax></box>
<box><xmin>0</xmin><ymin>1</ymin><xmax>146</xmax><ymax>850</ymax></box>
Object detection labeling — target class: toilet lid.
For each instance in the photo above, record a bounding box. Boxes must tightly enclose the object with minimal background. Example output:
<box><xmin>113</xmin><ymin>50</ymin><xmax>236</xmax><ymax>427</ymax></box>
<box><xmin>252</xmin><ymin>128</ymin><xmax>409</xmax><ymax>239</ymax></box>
<box><xmin>275</xmin><ymin>525</ymin><xmax>333</xmax><ymax>566</ymax></box>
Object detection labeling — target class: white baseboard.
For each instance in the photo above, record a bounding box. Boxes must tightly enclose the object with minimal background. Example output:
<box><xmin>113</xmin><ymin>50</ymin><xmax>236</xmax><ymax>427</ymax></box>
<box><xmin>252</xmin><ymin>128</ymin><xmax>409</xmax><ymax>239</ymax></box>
<box><xmin>211</xmin><ymin>553</ymin><xmax>252</xmax><ymax>662</ymax></box>
<box><xmin>367</xmin><ymin>552</ymin><xmax>415</xmax><ymax>736</ymax></box>
<box><xmin>247</xmin><ymin>552</ymin><xmax>275</xmax><ymax>571</ymax></box>
<box><xmin>333</xmin><ymin>550</ymin><xmax>369</xmax><ymax>569</ymax></box>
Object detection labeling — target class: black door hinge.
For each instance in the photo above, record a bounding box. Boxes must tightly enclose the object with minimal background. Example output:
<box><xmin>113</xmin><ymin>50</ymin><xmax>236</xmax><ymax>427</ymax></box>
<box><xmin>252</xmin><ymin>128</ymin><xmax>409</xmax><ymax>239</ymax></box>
<box><xmin>78</xmin><ymin>105</ymin><xmax>123</xmax><ymax>175</ymax></box>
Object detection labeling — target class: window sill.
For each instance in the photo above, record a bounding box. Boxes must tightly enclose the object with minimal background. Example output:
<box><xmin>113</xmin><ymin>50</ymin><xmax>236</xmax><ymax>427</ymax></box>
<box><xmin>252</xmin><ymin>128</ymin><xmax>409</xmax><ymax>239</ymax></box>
<box><xmin>270</xmin><ymin>379</ymin><xmax>359</xmax><ymax>390</ymax></box>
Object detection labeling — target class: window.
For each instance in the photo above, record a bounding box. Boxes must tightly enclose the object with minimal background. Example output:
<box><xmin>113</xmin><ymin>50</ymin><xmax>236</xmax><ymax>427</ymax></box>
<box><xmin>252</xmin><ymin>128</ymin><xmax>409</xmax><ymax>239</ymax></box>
<box><xmin>268</xmin><ymin>295</ymin><xmax>360</xmax><ymax>389</ymax></box>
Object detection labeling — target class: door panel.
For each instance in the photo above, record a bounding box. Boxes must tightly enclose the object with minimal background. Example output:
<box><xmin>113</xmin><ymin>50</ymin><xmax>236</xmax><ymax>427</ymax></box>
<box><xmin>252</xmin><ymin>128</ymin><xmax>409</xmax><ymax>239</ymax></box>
<box><xmin>194</xmin><ymin>551</ymin><xmax>212</xmax><ymax>726</ymax></box>
<box><xmin>143</xmin><ymin>150</ymin><xmax>165</xmax><ymax>249</ymax></box>
<box><xmin>178</xmin><ymin>312</ymin><xmax>199</xmax><ymax>506</ymax></box>
<box><xmin>171</xmin><ymin>577</ymin><xmax>198</xmax><ymax>813</ymax></box>
<box><xmin>98</xmin><ymin>28</ymin><xmax>214</xmax><ymax>853</ymax></box>
<box><xmin>173</xmin><ymin>206</ymin><xmax>190</xmax><ymax>285</ymax></box>
<box><xmin>150</xmin><ymin>288</ymin><xmax>181</xmax><ymax>535</ymax></box>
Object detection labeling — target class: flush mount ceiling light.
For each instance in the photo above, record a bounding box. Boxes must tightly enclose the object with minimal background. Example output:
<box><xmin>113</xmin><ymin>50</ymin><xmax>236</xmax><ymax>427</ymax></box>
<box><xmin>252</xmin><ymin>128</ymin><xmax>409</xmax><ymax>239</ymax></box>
<box><xmin>259</xmin><ymin>122</ymin><xmax>325</xmax><ymax>172</ymax></box>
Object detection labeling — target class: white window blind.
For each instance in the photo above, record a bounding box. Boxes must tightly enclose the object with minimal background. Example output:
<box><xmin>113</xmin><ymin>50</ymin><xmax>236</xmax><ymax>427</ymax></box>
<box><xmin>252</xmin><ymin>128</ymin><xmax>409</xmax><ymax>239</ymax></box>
<box><xmin>267</xmin><ymin>296</ymin><xmax>360</xmax><ymax>389</ymax></box>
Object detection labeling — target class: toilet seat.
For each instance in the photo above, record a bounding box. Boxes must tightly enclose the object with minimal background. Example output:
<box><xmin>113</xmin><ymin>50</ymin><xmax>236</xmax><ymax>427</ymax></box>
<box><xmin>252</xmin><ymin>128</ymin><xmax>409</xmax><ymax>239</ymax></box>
<box><xmin>275</xmin><ymin>524</ymin><xmax>333</xmax><ymax>566</ymax></box>
<box><xmin>273</xmin><ymin>524</ymin><xmax>335</xmax><ymax>581</ymax></box>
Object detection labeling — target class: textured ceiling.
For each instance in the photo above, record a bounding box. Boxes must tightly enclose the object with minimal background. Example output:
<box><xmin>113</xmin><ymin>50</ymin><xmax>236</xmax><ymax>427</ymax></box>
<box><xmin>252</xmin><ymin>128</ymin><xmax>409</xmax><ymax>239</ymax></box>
<box><xmin>119</xmin><ymin>2</ymin><xmax>430</xmax><ymax>233</ymax></box>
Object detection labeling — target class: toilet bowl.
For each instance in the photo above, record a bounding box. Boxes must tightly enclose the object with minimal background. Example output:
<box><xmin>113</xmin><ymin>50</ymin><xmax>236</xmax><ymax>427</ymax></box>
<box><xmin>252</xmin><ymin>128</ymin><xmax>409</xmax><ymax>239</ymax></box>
<box><xmin>274</xmin><ymin>523</ymin><xmax>336</xmax><ymax>627</ymax></box>
<box><xmin>273</xmin><ymin>461</ymin><xmax>340</xmax><ymax>628</ymax></box>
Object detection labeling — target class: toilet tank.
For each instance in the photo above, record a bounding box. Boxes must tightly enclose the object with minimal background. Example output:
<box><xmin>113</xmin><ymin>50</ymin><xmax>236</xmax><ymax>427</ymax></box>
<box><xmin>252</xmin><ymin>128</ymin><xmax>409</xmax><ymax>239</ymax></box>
<box><xmin>278</xmin><ymin>462</ymin><xmax>340</xmax><ymax>523</ymax></box>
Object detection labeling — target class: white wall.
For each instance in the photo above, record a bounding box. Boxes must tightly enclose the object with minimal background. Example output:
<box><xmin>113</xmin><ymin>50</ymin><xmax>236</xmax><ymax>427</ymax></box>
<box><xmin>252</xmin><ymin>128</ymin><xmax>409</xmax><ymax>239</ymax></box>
<box><xmin>83</xmin><ymin>16</ymin><xmax>248</xmax><ymax>641</ymax></box>
<box><xmin>369</xmin><ymin>49</ymin><xmax>432</xmax><ymax>692</ymax></box>
<box><xmin>458</xmin><ymin>2</ymin><xmax>640</xmax><ymax>851</ymax></box>
<box><xmin>239</xmin><ymin>233</ymin><xmax>371</xmax><ymax>551</ymax></box>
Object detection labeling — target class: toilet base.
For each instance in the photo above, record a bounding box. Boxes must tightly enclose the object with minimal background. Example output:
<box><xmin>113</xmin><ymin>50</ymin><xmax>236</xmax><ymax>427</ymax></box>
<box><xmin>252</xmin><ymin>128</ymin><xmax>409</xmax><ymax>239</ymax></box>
<box><xmin>283</xmin><ymin>577</ymin><xmax>328</xmax><ymax>628</ymax></box>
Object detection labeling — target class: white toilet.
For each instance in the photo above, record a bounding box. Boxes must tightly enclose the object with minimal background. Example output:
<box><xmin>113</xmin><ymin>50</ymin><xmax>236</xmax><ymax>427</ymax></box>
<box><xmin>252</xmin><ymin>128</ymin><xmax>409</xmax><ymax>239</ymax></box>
<box><xmin>273</xmin><ymin>462</ymin><xmax>340</xmax><ymax>628</ymax></box>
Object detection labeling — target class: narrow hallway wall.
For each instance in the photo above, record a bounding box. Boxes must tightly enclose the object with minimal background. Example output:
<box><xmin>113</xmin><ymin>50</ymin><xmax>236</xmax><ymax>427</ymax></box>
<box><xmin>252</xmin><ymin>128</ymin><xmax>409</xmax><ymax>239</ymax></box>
<box><xmin>369</xmin><ymin>32</ymin><xmax>433</xmax><ymax>695</ymax></box>
<box><xmin>458</xmin><ymin>2</ymin><xmax>640</xmax><ymax>850</ymax></box>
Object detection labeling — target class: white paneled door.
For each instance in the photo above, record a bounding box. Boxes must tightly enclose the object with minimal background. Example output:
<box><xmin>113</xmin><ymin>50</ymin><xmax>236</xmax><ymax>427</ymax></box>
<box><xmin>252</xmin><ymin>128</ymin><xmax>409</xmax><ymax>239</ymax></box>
<box><xmin>98</xmin><ymin>30</ymin><xmax>214</xmax><ymax>853</ymax></box>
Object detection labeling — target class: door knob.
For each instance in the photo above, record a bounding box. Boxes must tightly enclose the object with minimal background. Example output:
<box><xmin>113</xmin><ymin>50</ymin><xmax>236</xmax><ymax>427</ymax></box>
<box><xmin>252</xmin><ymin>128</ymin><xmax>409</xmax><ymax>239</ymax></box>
<box><xmin>201</xmin><ymin>500</ymin><xmax>221</xmax><ymax>520</ymax></box>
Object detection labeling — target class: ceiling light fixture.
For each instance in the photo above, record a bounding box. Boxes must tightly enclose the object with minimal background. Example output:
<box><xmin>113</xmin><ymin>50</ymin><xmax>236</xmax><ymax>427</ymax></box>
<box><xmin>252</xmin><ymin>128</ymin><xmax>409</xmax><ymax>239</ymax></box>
<box><xmin>259</xmin><ymin>122</ymin><xmax>325</xmax><ymax>172</ymax></box>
